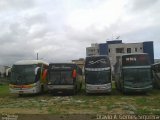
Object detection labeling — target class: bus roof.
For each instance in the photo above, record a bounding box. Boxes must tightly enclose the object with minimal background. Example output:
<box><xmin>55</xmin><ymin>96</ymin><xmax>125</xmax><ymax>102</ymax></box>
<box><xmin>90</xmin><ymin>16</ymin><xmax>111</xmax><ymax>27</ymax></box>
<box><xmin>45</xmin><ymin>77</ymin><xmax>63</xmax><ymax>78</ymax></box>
<box><xmin>86</xmin><ymin>55</ymin><xmax>109</xmax><ymax>58</ymax></box>
<box><xmin>152</xmin><ymin>62</ymin><xmax>160</xmax><ymax>66</ymax></box>
<box><xmin>49</xmin><ymin>63</ymin><xmax>76</xmax><ymax>65</ymax></box>
<box><xmin>49</xmin><ymin>63</ymin><xmax>77</xmax><ymax>67</ymax></box>
<box><xmin>14</xmin><ymin>60</ymin><xmax>49</xmax><ymax>65</ymax></box>
<box><xmin>122</xmin><ymin>53</ymin><xmax>148</xmax><ymax>57</ymax></box>
<box><xmin>49</xmin><ymin>63</ymin><xmax>80</xmax><ymax>70</ymax></box>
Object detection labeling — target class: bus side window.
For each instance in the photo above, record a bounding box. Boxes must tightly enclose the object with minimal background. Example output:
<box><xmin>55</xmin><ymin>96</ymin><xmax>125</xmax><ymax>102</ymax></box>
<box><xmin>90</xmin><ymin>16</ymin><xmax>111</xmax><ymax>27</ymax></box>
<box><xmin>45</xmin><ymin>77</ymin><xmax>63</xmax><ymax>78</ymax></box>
<box><xmin>35</xmin><ymin>68</ymin><xmax>41</xmax><ymax>82</ymax></box>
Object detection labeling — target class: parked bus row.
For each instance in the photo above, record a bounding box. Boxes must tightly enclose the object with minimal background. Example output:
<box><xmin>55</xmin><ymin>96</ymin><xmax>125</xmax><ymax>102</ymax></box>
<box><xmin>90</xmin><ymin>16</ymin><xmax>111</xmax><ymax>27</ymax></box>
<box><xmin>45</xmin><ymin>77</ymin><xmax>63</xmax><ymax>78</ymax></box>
<box><xmin>8</xmin><ymin>53</ymin><xmax>158</xmax><ymax>96</ymax></box>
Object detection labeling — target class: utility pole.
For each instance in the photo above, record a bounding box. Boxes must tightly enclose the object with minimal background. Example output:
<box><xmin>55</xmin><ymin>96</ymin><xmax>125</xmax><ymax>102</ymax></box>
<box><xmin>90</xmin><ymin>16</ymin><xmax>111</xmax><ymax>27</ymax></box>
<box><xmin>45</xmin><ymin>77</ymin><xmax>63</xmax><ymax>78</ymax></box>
<box><xmin>37</xmin><ymin>53</ymin><xmax>39</xmax><ymax>60</ymax></box>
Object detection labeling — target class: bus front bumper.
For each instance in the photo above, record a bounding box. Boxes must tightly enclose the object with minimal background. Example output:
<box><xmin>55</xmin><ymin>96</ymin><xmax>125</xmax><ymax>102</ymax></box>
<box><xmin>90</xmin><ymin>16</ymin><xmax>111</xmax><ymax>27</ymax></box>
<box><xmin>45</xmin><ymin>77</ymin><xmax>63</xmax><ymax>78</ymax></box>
<box><xmin>86</xmin><ymin>83</ymin><xmax>112</xmax><ymax>93</ymax></box>
<box><xmin>47</xmin><ymin>85</ymin><xmax>74</xmax><ymax>93</ymax></box>
<box><xmin>9</xmin><ymin>87</ymin><xmax>40</xmax><ymax>94</ymax></box>
<box><xmin>9</xmin><ymin>83</ymin><xmax>41</xmax><ymax>94</ymax></box>
<box><xmin>124</xmin><ymin>85</ymin><xmax>153</xmax><ymax>93</ymax></box>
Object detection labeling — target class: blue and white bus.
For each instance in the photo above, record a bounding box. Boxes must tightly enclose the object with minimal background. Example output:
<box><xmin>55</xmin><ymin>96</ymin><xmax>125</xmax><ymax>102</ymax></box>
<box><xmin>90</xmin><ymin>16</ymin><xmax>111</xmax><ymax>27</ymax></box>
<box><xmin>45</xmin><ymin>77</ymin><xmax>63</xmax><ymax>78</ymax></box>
<box><xmin>85</xmin><ymin>55</ymin><xmax>112</xmax><ymax>94</ymax></box>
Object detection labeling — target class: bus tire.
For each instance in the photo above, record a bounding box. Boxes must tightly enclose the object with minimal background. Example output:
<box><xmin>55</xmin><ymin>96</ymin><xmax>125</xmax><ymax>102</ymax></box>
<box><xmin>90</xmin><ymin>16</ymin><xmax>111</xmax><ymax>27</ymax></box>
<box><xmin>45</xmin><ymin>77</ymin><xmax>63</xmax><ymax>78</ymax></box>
<box><xmin>18</xmin><ymin>94</ymin><xmax>23</xmax><ymax>97</ymax></box>
<box><xmin>122</xmin><ymin>87</ymin><xmax>126</xmax><ymax>94</ymax></box>
<box><xmin>85</xmin><ymin>92</ymin><xmax>88</xmax><ymax>95</ymax></box>
<box><xmin>80</xmin><ymin>82</ymin><xmax>82</xmax><ymax>90</ymax></box>
<box><xmin>115</xmin><ymin>82</ymin><xmax>118</xmax><ymax>90</ymax></box>
<box><xmin>72</xmin><ymin>89</ymin><xmax>76</xmax><ymax>95</ymax></box>
<box><xmin>41</xmin><ymin>85</ymin><xmax>44</xmax><ymax>94</ymax></box>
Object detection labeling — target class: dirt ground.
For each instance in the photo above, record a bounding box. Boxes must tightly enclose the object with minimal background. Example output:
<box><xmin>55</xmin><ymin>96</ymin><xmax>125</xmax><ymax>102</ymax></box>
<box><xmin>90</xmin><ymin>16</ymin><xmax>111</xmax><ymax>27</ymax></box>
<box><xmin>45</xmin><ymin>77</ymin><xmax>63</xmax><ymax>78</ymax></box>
<box><xmin>0</xmin><ymin>85</ymin><xmax>160</xmax><ymax>120</ymax></box>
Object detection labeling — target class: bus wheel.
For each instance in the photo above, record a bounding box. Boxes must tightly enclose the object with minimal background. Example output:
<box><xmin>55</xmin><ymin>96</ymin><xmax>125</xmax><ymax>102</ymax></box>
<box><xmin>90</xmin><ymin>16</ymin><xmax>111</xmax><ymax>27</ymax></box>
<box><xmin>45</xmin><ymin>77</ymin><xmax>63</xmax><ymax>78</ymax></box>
<box><xmin>41</xmin><ymin>85</ymin><xmax>44</xmax><ymax>94</ymax></box>
<box><xmin>115</xmin><ymin>82</ymin><xmax>118</xmax><ymax>90</ymax></box>
<box><xmin>72</xmin><ymin>89</ymin><xmax>76</xmax><ymax>95</ymax></box>
<box><xmin>72</xmin><ymin>85</ymin><xmax>77</xmax><ymax>95</ymax></box>
<box><xmin>122</xmin><ymin>88</ymin><xmax>126</xmax><ymax>94</ymax></box>
<box><xmin>85</xmin><ymin>92</ymin><xmax>89</xmax><ymax>95</ymax></box>
<box><xmin>18</xmin><ymin>94</ymin><xmax>23</xmax><ymax>97</ymax></box>
<box><xmin>80</xmin><ymin>83</ymin><xmax>82</xmax><ymax>90</ymax></box>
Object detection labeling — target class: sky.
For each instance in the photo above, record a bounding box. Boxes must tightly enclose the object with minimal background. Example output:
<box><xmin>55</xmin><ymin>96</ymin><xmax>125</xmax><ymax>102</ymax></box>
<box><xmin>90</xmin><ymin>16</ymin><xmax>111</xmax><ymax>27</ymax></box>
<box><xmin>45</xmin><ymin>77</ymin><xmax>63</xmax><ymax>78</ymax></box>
<box><xmin>0</xmin><ymin>0</ymin><xmax>160</xmax><ymax>66</ymax></box>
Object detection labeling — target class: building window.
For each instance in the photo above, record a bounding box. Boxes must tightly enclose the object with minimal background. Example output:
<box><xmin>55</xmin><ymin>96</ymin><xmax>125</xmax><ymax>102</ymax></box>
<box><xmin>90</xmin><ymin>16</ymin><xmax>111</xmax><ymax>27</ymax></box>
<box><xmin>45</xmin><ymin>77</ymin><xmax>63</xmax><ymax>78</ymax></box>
<box><xmin>109</xmin><ymin>49</ymin><xmax>110</xmax><ymax>53</ymax></box>
<box><xmin>127</xmin><ymin>48</ymin><xmax>131</xmax><ymax>53</ymax></box>
<box><xmin>116</xmin><ymin>48</ymin><xmax>124</xmax><ymax>53</ymax></box>
<box><xmin>135</xmin><ymin>48</ymin><xmax>137</xmax><ymax>52</ymax></box>
<box><xmin>140</xmin><ymin>47</ymin><xmax>143</xmax><ymax>50</ymax></box>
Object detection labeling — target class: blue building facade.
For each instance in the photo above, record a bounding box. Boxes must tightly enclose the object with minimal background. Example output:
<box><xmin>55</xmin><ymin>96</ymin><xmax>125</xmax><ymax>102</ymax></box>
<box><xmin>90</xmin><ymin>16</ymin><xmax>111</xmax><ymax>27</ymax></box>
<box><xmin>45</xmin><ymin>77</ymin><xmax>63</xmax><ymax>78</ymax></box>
<box><xmin>99</xmin><ymin>43</ymin><xmax>108</xmax><ymax>55</ymax></box>
<box><xmin>99</xmin><ymin>40</ymin><xmax>123</xmax><ymax>56</ymax></box>
<box><xmin>98</xmin><ymin>40</ymin><xmax>154</xmax><ymax>64</ymax></box>
<box><xmin>143</xmin><ymin>41</ymin><xmax>154</xmax><ymax>64</ymax></box>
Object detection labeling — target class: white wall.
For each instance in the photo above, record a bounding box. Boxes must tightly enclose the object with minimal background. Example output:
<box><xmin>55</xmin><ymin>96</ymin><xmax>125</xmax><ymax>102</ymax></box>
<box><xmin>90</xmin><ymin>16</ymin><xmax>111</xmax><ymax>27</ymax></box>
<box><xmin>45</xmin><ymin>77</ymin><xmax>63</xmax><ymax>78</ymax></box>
<box><xmin>86</xmin><ymin>44</ymin><xmax>99</xmax><ymax>56</ymax></box>
<box><xmin>108</xmin><ymin>43</ymin><xmax>143</xmax><ymax>67</ymax></box>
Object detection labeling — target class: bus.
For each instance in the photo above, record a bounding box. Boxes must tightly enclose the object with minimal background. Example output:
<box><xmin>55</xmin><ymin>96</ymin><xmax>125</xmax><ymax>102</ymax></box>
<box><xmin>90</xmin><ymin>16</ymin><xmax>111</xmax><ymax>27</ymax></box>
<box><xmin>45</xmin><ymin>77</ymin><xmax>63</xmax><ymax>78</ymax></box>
<box><xmin>152</xmin><ymin>62</ymin><xmax>160</xmax><ymax>88</ymax></box>
<box><xmin>9</xmin><ymin>60</ymin><xmax>49</xmax><ymax>95</ymax></box>
<box><xmin>114</xmin><ymin>53</ymin><xmax>152</xmax><ymax>93</ymax></box>
<box><xmin>48</xmin><ymin>63</ymin><xmax>83</xmax><ymax>95</ymax></box>
<box><xmin>85</xmin><ymin>55</ymin><xmax>112</xmax><ymax>94</ymax></box>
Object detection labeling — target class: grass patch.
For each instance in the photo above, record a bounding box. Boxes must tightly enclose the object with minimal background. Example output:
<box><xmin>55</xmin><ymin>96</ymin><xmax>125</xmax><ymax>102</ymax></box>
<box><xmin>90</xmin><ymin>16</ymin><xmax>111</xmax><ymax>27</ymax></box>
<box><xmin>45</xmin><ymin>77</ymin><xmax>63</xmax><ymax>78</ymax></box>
<box><xmin>0</xmin><ymin>84</ymin><xmax>9</xmax><ymax>97</ymax></box>
<box><xmin>135</xmin><ymin>98</ymin><xmax>148</xmax><ymax>105</ymax></box>
<box><xmin>0</xmin><ymin>82</ymin><xmax>160</xmax><ymax>115</ymax></box>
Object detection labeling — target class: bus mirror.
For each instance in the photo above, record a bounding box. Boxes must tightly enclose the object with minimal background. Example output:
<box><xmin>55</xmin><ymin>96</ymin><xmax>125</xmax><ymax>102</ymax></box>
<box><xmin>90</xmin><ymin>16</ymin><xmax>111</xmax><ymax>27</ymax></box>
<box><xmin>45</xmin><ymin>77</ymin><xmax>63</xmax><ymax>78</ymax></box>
<box><xmin>6</xmin><ymin>68</ymin><xmax>11</xmax><ymax>77</ymax></box>
<box><xmin>35</xmin><ymin>67</ymin><xmax>40</xmax><ymax>75</ymax></box>
<box><xmin>72</xmin><ymin>69</ymin><xmax>77</xmax><ymax>78</ymax></box>
<box><xmin>42</xmin><ymin>69</ymin><xmax>47</xmax><ymax>80</ymax></box>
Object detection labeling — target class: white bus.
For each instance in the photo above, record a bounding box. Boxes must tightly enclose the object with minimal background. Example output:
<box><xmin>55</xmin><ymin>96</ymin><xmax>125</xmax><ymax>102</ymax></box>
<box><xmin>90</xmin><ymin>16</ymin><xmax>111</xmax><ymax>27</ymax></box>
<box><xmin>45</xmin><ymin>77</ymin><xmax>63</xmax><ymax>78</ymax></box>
<box><xmin>9</xmin><ymin>60</ymin><xmax>49</xmax><ymax>95</ymax></box>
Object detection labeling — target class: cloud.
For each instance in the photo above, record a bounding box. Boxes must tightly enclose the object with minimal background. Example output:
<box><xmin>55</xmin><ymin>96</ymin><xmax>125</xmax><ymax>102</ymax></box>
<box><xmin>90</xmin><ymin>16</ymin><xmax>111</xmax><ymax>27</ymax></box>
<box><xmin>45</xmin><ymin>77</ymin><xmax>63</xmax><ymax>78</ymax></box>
<box><xmin>0</xmin><ymin>0</ymin><xmax>160</xmax><ymax>66</ymax></box>
<box><xmin>129</xmin><ymin>0</ymin><xmax>159</xmax><ymax>12</ymax></box>
<box><xmin>0</xmin><ymin>0</ymin><xmax>34</xmax><ymax>11</ymax></box>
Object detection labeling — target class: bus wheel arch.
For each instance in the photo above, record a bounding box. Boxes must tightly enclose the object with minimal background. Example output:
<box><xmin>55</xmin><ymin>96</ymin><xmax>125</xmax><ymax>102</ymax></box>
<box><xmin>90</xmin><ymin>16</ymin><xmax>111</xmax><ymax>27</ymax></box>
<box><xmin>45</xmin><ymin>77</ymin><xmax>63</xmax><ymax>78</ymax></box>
<box><xmin>41</xmin><ymin>85</ymin><xmax>44</xmax><ymax>93</ymax></box>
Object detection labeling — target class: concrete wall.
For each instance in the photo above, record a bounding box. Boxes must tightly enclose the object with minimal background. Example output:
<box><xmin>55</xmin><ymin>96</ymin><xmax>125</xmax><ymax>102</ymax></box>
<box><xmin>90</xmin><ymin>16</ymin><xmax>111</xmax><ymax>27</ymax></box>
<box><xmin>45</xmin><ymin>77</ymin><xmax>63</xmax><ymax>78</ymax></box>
<box><xmin>86</xmin><ymin>43</ymin><xmax>99</xmax><ymax>56</ymax></box>
<box><xmin>108</xmin><ymin>43</ymin><xmax>143</xmax><ymax>67</ymax></box>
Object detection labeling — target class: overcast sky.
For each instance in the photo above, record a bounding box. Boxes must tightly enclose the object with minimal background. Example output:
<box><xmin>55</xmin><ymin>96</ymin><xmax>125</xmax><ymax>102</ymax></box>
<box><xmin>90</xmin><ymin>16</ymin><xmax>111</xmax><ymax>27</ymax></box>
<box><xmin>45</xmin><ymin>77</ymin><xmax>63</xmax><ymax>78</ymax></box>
<box><xmin>0</xmin><ymin>0</ymin><xmax>160</xmax><ymax>66</ymax></box>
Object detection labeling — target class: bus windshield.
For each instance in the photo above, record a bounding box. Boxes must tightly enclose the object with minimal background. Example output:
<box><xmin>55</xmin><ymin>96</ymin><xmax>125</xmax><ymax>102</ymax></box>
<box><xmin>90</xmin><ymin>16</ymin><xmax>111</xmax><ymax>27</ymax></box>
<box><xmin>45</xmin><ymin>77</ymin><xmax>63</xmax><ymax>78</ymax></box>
<box><xmin>123</xmin><ymin>68</ymin><xmax>151</xmax><ymax>83</ymax></box>
<box><xmin>85</xmin><ymin>56</ymin><xmax>110</xmax><ymax>68</ymax></box>
<box><xmin>11</xmin><ymin>65</ymin><xmax>36</xmax><ymax>85</ymax></box>
<box><xmin>85</xmin><ymin>70</ymin><xmax>110</xmax><ymax>84</ymax></box>
<box><xmin>49</xmin><ymin>70</ymin><xmax>73</xmax><ymax>85</ymax></box>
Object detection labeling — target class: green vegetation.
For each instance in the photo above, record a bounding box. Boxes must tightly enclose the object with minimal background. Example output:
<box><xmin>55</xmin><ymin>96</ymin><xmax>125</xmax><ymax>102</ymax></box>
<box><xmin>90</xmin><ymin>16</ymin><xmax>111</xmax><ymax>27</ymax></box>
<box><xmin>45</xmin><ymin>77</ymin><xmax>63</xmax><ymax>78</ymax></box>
<box><xmin>0</xmin><ymin>83</ymin><xmax>160</xmax><ymax>115</ymax></box>
<box><xmin>0</xmin><ymin>84</ymin><xmax>9</xmax><ymax>97</ymax></box>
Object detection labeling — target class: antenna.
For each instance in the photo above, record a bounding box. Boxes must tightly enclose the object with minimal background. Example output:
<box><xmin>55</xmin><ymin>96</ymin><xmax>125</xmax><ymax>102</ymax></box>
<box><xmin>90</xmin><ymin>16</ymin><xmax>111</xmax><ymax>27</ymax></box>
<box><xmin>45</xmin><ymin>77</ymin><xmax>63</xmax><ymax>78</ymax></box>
<box><xmin>116</xmin><ymin>36</ymin><xmax>120</xmax><ymax>39</ymax></box>
<box><xmin>37</xmin><ymin>53</ymin><xmax>39</xmax><ymax>60</ymax></box>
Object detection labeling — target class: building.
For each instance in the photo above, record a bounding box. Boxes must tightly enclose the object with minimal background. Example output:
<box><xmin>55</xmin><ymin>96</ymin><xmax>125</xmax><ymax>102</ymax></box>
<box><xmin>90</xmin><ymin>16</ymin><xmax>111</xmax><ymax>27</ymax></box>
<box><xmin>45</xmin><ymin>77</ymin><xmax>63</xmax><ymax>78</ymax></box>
<box><xmin>154</xmin><ymin>59</ymin><xmax>160</xmax><ymax>63</ymax></box>
<box><xmin>86</xmin><ymin>43</ymin><xmax>99</xmax><ymax>56</ymax></box>
<box><xmin>72</xmin><ymin>58</ymin><xmax>85</xmax><ymax>70</ymax></box>
<box><xmin>0</xmin><ymin>65</ymin><xmax>10</xmax><ymax>78</ymax></box>
<box><xmin>86</xmin><ymin>40</ymin><xmax>154</xmax><ymax>68</ymax></box>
